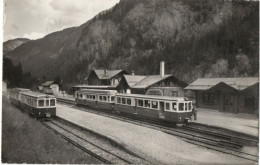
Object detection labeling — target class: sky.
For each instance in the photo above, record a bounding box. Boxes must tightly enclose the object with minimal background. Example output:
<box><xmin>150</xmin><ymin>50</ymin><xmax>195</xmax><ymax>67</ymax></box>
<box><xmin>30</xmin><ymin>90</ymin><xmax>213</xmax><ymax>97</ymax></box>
<box><xmin>3</xmin><ymin>0</ymin><xmax>120</xmax><ymax>41</ymax></box>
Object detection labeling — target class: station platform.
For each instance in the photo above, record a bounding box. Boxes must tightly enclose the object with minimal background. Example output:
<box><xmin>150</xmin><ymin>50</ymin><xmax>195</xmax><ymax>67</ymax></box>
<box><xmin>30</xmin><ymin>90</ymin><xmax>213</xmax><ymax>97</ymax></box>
<box><xmin>193</xmin><ymin>108</ymin><xmax>258</xmax><ymax>137</ymax></box>
<box><xmin>56</xmin><ymin>104</ymin><xmax>252</xmax><ymax>165</ymax></box>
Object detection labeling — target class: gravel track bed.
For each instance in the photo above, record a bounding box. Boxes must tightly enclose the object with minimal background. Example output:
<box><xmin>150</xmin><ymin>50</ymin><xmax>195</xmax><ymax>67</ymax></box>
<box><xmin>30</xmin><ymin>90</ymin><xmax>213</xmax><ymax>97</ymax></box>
<box><xmin>46</xmin><ymin>119</ymin><xmax>149</xmax><ymax>164</ymax></box>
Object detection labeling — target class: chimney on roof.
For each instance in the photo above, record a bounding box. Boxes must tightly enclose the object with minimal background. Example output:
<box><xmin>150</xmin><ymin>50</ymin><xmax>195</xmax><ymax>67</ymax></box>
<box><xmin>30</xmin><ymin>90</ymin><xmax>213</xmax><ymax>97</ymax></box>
<box><xmin>104</xmin><ymin>69</ymin><xmax>107</xmax><ymax>75</ymax></box>
<box><xmin>132</xmin><ymin>71</ymin><xmax>135</xmax><ymax>75</ymax></box>
<box><xmin>160</xmin><ymin>61</ymin><xmax>165</xmax><ymax>78</ymax></box>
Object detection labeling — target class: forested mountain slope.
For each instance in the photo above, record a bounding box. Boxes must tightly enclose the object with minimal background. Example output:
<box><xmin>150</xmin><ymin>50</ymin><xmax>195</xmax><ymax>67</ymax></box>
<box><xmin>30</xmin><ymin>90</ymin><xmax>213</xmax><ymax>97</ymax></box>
<box><xmin>5</xmin><ymin>0</ymin><xmax>259</xmax><ymax>84</ymax></box>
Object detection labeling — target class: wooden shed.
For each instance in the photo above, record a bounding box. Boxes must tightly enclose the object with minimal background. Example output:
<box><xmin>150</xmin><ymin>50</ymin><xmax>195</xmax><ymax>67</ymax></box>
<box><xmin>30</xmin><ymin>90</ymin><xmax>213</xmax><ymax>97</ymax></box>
<box><xmin>185</xmin><ymin>77</ymin><xmax>259</xmax><ymax>114</ymax></box>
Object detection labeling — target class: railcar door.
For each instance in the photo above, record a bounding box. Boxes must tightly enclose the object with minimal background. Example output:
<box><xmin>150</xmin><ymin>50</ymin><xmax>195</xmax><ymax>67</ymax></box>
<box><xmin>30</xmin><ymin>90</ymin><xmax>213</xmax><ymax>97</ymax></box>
<box><xmin>159</xmin><ymin>101</ymin><xmax>165</xmax><ymax>119</ymax></box>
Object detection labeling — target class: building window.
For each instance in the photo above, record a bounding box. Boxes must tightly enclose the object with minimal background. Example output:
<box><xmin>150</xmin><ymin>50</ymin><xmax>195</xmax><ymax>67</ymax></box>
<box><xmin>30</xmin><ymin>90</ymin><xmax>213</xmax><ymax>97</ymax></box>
<box><xmin>203</xmin><ymin>92</ymin><xmax>214</xmax><ymax>104</ymax></box>
<box><xmin>171</xmin><ymin>91</ymin><xmax>178</xmax><ymax>97</ymax></box>
<box><xmin>245</xmin><ymin>95</ymin><xmax>255</xmax><ymax>107</ymax></box>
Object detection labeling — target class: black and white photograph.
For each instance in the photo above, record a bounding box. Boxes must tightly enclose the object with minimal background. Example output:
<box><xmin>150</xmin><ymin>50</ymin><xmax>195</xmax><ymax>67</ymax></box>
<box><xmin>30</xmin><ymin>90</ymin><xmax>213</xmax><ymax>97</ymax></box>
<box><xmin>2</xmin><ymin>0</ymin><xmax>259</xmax><ymax>164</ymax></box>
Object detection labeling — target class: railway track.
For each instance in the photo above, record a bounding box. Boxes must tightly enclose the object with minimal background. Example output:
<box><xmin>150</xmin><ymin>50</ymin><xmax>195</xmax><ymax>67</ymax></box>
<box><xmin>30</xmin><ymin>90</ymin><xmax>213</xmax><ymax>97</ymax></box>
<box><xmin>41</xmin><ymin>118</ymin><xmax>148</xmax><ymax>164</ymax></box>
<box><xmin>57</xmin><ymin>97</ymin><xmax>258</xmax><ymax>162</ymax></box>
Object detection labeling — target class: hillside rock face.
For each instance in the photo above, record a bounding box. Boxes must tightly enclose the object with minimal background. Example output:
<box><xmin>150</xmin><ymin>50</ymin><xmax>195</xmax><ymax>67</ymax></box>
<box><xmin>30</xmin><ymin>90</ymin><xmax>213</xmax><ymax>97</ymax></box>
<box><xmin>3</xmin><ymin>38</ymin><xmax>30</xmax><ymax>55</ymax></box>
<box><xmin>5</xmin><ymin>0</ymin><xmax>259</xmax><ymax>83</ymax></box>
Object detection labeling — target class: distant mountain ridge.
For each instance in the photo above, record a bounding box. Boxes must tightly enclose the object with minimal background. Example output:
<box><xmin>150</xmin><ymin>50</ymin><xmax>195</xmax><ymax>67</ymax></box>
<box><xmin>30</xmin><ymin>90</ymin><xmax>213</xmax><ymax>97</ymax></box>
<box><xmin>4</xmin><ymin>0</ymin><xmax>259</xmax><ymax>84</ymax></box>
<box><xmin>3</xmin><ymin>38</ymin><xmax>30</xmax><ymax>55</ymax></box>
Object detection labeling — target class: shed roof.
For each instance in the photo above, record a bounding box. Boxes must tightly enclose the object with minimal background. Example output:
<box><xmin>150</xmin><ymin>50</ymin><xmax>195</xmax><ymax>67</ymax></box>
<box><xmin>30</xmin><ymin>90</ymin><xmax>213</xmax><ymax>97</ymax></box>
<box><xmin>185</xmin><ymin>77</ymin><xmax>259</xmax><ymax>91</ymax></box>
<box><xmin>41</xmin><ymin>81</ymin><xmax>55</xmax><ymax>87</ymax></box>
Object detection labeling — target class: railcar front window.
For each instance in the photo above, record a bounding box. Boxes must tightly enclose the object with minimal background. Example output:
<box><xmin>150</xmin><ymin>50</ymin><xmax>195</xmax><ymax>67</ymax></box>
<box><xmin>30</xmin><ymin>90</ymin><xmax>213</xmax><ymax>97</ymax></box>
<box><xmin>166</xmin><ymin>103</ymin><xmax>170</xmax><ymax>111</ymax></box>
<box><xmin>172</xmin><ymin>102</ymin><xmax>177</xmax><ymax>111</ymax></box>
<box><xmin>188</xmin><ymin>102</ymin><xmax>192</xmax><ymax>110</ymax></box>
<box><xmin>111</xmin><ymin>96</ymin><xmax>115</xmax><ymax>102</ymax></box>
<box><xmin>38</xmin><ymin>100</ymin><xmax>44</xmax><ymax>107</ymax></box>
<box><xmin>145</xmin><ymin>100</ymin><xmax>150</xmax><ymax>108</ymax></box>
<box><xmin>46</xmin><ymin>100</ymin><xmax>50</xmax><ymax>107</ymax></box>
<box><xmin>122</xmin><ymin>98</ymin><xmax>126</xmax><ymax>104</ymax></box>
<box><xmin>138</xmin><ymin>99</ymin><xmax>143</xmax><ymax>107</ymax></box>
<box><xmin>179</xmin><ymin>103</ymin><xmax>184</xmax><ymax>111</ymax></box>
<box><xmin>50</xmin><ymin>99</ymin><xmax>55</xmax><ymax>106</ymax></box>
<box><xmin>151</xmin><ymin>101</ymin><xmax>158</xmax><ymax>109</ymax></box>
<box><xmin>117</xmin><ymin>97</ymin><xmax>121</xmax><ymax>104</ymax></box>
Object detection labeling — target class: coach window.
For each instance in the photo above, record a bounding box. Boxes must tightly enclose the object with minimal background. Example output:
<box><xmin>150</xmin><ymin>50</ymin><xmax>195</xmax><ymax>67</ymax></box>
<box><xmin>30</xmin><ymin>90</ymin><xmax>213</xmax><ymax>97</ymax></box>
<box><xmin>46</xmin><ymin>99</ymin><xmax>50</xmax><ymax>107</ymax></box>
<box><xmin>179</xmin><ymin>103</ymin><xmax>184</xmax><ymax>111</ymax></box>
<box><xmin>117</xmin><ymin>97</ymin><xmax>121</xmax><ymax>104</ymax></box>
<box><xmin>185</xmin><ymin>103</ymin><xmax>188</xmax><ymax>111</ymax></box>
<box><xmin>188</xmin><ymin>102</ymin><xmax>192</xmax><ymax>111</ymax></box>
<box><xmin>145</xmin><ymin>100</ymin><xmax>150</xmax><ymax>108</ymax></box>
<box><xmin>34</xmin><ymin>100</ymin><xmax>36</xmax><ymax>107</ymax></box>
<box><xmin>172</xmin><ymin>102</ymin><xmax>177</xmax><ymax>111</ymax></box>
<box><xmin>127</xmin><ymin>98</ymin><xmax>131</xmax><ymax>105</ymax></box>
<box><xmin>93</xmin><ymin>95</ymin><xmax>96</xmax><ymax>100</ymax></box>
<box><xmin>137</xmin><ymin>99</ymin><xmax>143</xmax><ymax>107</ymax></box>
<box><xmin>122</xmin><ymin>98</ymin><xmax>126</xmax><ymax>104</ymax></box>
<box><xmin>151</xmin><ymin>101</ymin><xmax>158</xmax><ymax>109</ymax></box>
<box><xmin>50</xmin><ymin>99</ymin><xmax>55</xmax><ymax>106</ymax></box>
<box><xmin>103</xmin><ymin>96</ymin><xmax>107</xmax><ymax>102</ymax></box>
<box><xmin>38</xmin><ymin>100</ymin><xmax>44</xmax><ymax>107</ymax></box>
<box><xmin>99</xmin><ymin>96</ymin><xmax>102</xmax><ymax>101</ymax></box>
<box><xmin>111</xmin><ymin>96</ymin><xmax>115</xmax><ymax>102</ymax></box>
<box><xmin>165</xmin><ymin>102</ymin><xmax>170</xmax><ymax>111</ymax></box>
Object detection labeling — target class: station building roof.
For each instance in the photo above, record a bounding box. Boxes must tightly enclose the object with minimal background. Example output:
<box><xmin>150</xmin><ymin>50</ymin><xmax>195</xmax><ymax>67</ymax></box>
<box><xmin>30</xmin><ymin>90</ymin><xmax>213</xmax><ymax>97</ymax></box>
<box><xmin>122</xmin><ymin>74</ymin><xmax>186</xmax><ymax>89</ymax></box>
<box><xmin>41</xmin><ymin>81</ymin><xmax>56</xmax><ymax>87</ymax></box>
<box><xmin>185</xmin><ymin>77</ymin><xmax>259</xmax><ymax>91</ymax></box>
<box><xmin>85</xmin><ymin>69</ymin><xmax>126</xmax><ymax>81</ymax></box>
<box><xmin>72</xmin><ymin>84</ymin><xmax>117</xmax><ymax>89</ymax></box>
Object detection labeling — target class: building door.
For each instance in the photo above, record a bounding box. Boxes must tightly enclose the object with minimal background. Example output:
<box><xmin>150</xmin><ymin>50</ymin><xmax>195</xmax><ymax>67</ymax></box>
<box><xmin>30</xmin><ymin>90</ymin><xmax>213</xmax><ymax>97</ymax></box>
<box><xmin>159</xmin><ymin>101</ymin><xmax>165</xmax><ymax>119</ymax></box>
<box><xmin>224</xmin><ymin>93</ymin><xmax>234</xmax><ymax>113</ymax></box>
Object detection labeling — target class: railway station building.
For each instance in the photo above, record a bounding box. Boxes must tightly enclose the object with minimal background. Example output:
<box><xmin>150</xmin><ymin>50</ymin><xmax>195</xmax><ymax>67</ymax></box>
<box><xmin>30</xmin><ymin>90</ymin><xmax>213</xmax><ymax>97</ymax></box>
<box><xmin>39</xmin><ymin>81</ymin><xmax>60</xmax><ymax>94</ymax></box>
<box><xmin>85</xmin><ymin>69</ymin><xmax>128</xmax><ymax>86</ymax></box>
<box><xmin>116</xmin><ymin>62</ymin><xmax>187</xmax><ymax>97</ymax></box>
<box><xmin>71</xmin><ymin>69</ymin><xmax>128</xmax><ymax>94</ymax></box>
<box><xmin>185</xmin><ymin>77</ymin><xmax>259</xmax><ymax>115</ymax></box>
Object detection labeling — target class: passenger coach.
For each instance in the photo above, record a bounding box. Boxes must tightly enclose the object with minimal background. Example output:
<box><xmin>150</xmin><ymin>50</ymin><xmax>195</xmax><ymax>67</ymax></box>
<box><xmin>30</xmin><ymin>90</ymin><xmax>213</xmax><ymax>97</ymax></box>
<box><xmin>115</xmin><ymin>94</ymin><xmax>193</xmax><ymax>123</ymax></box>
<box><xmin>75</xmin><ymin>89</ymin><xmax>193</xmax><ymax>123</ymax></box>
<box><xmin>75</xmin><ymin>89</ymin><xmax>117</xmax><ymax>110</ymax></box>
<box><xmin>10</xmin><ymin>88</ymin><xmax>30</xmax><ymax>107</ymax></box>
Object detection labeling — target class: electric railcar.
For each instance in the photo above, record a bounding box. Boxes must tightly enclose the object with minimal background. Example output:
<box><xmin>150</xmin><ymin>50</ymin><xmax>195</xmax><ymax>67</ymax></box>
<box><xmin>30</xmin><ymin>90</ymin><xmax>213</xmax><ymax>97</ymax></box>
<box><xmin>10</xmin><ymin>88</ymin><xmax>56</xmax><ymax>118</ymax></box>
<box><xmin>75</xmin><ymin>89</ymin><xmax>193</xmax><ymax>123</ymax></box>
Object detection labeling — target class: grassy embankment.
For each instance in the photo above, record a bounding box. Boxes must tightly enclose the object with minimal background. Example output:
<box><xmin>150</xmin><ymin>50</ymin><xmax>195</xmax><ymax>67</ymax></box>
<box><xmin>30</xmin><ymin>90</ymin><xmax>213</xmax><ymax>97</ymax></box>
<box><xmin>2</xmin><ymin>99</ymin><xmax>101</xmax><ymax>164</ymax></box>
